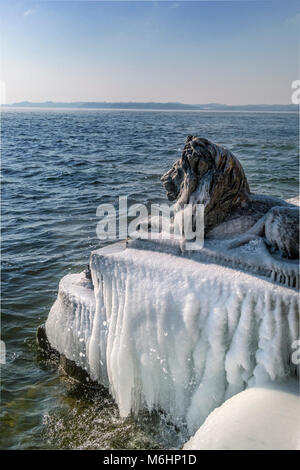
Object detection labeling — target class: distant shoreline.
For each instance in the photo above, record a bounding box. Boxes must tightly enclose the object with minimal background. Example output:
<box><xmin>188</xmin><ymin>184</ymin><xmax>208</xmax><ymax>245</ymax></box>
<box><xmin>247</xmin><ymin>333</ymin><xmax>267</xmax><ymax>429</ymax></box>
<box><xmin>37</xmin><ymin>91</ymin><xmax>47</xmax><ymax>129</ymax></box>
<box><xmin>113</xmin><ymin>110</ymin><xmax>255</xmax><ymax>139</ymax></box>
<box><xmin>1</xmin><ymin>101</ymin><xmax>298</xmax><ymax>113</ymax></box>
<box><xmin>1</xmin><ymin>106</ymin><xmax>298</xmax><ymax>114</ymax></box>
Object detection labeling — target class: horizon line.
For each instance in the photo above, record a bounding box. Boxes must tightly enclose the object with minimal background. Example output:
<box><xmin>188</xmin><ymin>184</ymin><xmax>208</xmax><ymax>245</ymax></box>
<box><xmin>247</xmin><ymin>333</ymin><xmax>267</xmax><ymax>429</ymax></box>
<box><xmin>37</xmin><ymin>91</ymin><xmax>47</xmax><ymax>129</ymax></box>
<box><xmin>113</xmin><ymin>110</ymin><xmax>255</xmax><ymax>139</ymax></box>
<box><xmin>2</xmin><ymin>100</ymin><xmax>297</xmax><ymax>107</ymax></box>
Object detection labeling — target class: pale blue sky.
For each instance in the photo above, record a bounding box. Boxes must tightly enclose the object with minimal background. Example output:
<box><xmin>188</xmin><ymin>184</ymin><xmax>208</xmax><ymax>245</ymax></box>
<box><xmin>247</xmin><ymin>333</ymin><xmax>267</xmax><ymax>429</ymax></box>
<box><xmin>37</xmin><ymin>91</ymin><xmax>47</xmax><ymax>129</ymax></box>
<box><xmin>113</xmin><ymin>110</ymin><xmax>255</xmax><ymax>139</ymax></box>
<box><xmin>0</xmin><ymin>0</ymin><xmax>299</xmax><ymax>104</ymax></box>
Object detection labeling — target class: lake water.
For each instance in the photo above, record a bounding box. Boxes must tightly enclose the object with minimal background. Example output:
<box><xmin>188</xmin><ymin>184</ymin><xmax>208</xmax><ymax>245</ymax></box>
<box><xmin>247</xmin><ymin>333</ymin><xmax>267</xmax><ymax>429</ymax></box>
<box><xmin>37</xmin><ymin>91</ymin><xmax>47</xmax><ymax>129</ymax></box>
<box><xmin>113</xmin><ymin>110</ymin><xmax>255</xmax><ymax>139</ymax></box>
<box><xmin>1</xmin><ymin>109</ymin><xmax>298</xmax><ymax>449</ymax></box>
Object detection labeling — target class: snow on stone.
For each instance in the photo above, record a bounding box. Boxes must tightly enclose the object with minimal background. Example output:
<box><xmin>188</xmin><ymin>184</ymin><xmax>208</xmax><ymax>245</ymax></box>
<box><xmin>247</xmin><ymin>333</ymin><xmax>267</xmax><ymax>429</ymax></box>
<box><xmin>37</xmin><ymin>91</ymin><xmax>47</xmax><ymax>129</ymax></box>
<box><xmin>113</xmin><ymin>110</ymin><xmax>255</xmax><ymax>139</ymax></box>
<box><xmin>184</xmin><ymin>380</ymin><xmax>300</xmax><ymax>450</ymax></box>
<box><xmin>45</xmin><ymin>242</ymin><xmax>299</xmax><ymax>435</ymax></box>
<box><xmin>286</xmin><ymin>196</ymin><xmax>300</xmax><ymax>207</ymax></box>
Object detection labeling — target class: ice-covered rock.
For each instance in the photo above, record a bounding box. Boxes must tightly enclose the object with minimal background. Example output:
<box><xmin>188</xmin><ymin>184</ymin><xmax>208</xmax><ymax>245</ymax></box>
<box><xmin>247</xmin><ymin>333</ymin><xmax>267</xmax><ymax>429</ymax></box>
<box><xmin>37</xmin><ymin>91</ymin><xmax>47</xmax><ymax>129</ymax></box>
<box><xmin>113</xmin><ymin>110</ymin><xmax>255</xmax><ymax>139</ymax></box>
<box><xmin>183</xmin><ymin>380</ymin><xmax>300</xmax><ymax>450</ymax></box>
<box><xmin>45</xmin><ymin>271</ymin><xmax>96</xmax><ymax>378</ymax></box>
<box><xmin>45</xmin><ymin>241</ymin><xmax>299</xmax><ymax>434</ymax></box>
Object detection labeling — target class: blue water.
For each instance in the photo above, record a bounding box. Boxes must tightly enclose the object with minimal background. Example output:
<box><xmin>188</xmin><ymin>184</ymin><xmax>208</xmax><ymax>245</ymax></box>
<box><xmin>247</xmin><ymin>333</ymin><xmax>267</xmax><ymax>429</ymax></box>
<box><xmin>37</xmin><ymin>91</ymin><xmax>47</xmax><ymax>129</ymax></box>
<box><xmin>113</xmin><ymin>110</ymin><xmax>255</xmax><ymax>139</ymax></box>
<box><xmin>1</xmin><ymin>109</ymin><xmax>298</xmax><ymax>449</ymax></box>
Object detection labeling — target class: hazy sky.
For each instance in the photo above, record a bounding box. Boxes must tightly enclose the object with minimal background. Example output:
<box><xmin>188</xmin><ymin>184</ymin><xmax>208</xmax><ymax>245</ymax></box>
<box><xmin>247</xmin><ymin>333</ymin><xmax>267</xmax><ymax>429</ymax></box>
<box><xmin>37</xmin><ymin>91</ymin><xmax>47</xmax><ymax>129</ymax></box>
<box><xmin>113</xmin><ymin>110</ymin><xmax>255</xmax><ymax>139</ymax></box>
<box><xmin>0</xmin><ymin>0</ymin><xmax>299</xmax><ymax>104</ymax></box>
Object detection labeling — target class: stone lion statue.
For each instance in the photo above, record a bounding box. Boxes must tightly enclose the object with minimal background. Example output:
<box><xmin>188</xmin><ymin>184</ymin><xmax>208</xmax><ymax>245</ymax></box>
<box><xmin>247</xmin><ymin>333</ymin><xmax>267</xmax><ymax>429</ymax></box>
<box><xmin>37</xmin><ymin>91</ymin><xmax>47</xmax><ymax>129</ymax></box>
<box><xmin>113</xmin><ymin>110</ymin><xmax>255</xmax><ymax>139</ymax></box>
<box><xmin>161</xmin><ymin>136</ymin><xmax>299</xmax><ymax>259</ymax></box>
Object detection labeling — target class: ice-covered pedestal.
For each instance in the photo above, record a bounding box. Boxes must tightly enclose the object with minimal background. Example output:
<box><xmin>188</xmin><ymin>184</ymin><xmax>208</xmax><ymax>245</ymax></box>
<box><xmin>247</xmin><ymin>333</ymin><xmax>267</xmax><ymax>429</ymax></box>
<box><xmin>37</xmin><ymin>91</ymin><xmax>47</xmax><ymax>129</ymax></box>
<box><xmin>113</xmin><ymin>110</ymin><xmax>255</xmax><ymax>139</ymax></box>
<box><xmin>45</xmin><ymin>240</ymin><xmax>299</xmax><ymax>435</ymax></box>
<box><xmin>42</xmin><ymin>136</ymin><xmax>299</xmax><ymax>447</ymax></box>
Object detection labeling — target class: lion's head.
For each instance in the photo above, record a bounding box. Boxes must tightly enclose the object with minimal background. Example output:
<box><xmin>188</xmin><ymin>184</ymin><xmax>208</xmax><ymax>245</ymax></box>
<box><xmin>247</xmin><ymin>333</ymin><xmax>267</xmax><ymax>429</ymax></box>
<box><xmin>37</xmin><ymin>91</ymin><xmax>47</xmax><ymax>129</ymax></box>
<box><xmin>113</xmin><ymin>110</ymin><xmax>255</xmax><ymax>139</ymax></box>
<box><xmin>161</xmin><ymin>136</ymin><xmax>250</xmax><ymax>233</ymax></box>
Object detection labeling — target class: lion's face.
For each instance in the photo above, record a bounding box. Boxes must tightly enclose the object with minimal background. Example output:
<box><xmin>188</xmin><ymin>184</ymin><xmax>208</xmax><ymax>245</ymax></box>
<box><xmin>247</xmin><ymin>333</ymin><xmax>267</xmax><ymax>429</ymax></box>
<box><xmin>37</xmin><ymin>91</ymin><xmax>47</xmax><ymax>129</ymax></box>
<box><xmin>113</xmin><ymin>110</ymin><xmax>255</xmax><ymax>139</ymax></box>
<box><xmin>161</xmin><ymin>136</ymin><xmax>215</xmax><ymax>203</ymax></box>
<box><xmin>160</xmin><ymin>161</ymin><xmax>184</xmax><ymax>202</ymax></box>
<box><xmin>161</xmin><ymin>136</ymin><xmax>250</xmax><ymax>232</ymax></box>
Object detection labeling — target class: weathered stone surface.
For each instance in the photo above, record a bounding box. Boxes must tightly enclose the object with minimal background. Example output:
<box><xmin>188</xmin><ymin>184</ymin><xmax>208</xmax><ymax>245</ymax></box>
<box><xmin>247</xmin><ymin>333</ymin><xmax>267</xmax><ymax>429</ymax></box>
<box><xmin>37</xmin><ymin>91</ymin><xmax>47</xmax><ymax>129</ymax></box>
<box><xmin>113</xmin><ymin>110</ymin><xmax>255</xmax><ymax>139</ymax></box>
<box><xmin>37</xmin><ymin>324</ymin><xmax>101</xmax><ymax>387</ymax></box>
<box><xmin>264</xmin><ymin>206</ymin><xmax>299</xmax><ymax>259</ymax></box>
<box><xmin>161</xmin><ymin>136</ymin><xmax>299</xmax><ymax>259</ymax></box>
<box><xmin>59</xmin><ymin>354</ymin><xmax>100</xmax><ymax>387</ymax></box>
<box><xmin>36</xmin><ymin>323</ymin><xmax>59</xmax><ymax>360</ymax></box>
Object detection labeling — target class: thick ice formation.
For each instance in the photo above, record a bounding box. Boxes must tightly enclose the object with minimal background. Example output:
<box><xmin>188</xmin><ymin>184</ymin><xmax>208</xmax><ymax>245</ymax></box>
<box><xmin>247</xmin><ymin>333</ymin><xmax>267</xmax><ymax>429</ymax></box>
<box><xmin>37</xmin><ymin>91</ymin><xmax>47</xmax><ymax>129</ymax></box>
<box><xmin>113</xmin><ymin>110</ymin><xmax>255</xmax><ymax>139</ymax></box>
<box><xmin>128</xmin><ymin>235</ymin><xmax>299</xmax><ymax>289</ymax></box>
<box><xmin>184</xmin><ymin>380</ymin><xmax>300</xmax><ymax>450</ymax></box>
<box><xmin>46</xmin><ymin>272</ymin><xmax>96</xmax><ymax>377</ymax></box>
<box><xmin>45</xmin><ymin>242</ymin><xmax>299</xmax><ymax>434</ymax></box>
